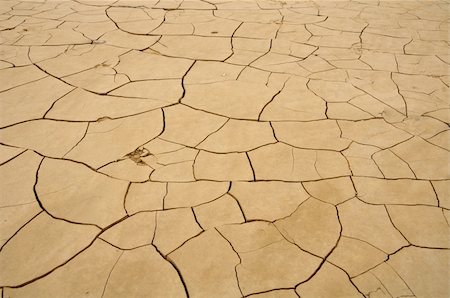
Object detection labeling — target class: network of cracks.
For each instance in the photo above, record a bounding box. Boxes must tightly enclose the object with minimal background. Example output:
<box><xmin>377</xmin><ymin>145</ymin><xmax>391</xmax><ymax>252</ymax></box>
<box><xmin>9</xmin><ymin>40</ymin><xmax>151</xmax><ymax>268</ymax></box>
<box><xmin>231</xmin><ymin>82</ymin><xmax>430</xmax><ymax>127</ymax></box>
<box><xmin>0</xmin><ymin>0</ymin><xmax>449</xmax><ymax>297</ymax></box>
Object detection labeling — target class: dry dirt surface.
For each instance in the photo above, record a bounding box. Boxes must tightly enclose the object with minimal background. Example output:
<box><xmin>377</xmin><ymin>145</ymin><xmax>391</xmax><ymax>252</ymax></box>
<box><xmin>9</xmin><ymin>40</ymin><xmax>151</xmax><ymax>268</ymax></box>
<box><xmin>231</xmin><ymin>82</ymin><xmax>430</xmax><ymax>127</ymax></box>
<box><xmin>0</xmin><ymin>0</ymin><xmax>449</xmax><ymax>297</ymax></box>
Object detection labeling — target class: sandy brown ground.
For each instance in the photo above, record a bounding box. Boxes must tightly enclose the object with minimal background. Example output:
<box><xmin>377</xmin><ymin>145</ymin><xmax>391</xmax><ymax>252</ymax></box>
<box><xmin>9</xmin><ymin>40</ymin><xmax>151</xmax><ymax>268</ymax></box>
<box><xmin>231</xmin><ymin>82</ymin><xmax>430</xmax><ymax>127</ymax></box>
<box><xmin>0</xmin><ymin>0</ymin><xmax>449</xmax><ymax>297</ymax></box>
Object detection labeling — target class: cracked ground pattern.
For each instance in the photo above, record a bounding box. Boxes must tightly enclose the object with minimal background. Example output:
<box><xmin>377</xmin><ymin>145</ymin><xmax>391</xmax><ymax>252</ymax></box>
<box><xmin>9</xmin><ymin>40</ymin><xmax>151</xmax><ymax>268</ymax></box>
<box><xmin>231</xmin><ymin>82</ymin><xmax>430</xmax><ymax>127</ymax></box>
<box><xmin>0</xmin><ymin>0</ymin><xmax>449</xmax><ymax>297</ymax></box>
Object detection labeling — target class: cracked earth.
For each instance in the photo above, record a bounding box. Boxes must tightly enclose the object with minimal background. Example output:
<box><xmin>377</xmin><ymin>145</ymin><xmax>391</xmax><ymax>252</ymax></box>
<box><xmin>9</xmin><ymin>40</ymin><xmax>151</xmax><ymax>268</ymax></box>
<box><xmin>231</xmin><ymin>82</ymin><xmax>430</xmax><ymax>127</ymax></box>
<box><xmin>0</xmin><ymin>0</ymin><xmax>449</xmax><ymax>297</ymax></box>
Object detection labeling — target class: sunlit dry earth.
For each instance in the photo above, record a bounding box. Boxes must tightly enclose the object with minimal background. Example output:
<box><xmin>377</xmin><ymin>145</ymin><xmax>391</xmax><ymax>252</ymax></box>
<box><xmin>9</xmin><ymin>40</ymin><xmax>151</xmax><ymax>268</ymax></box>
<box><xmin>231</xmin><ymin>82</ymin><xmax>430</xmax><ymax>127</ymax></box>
<box><xmin>0</xmin><ymin>0</ymin><xmax>449</xmax><ymax>297</ymax></box>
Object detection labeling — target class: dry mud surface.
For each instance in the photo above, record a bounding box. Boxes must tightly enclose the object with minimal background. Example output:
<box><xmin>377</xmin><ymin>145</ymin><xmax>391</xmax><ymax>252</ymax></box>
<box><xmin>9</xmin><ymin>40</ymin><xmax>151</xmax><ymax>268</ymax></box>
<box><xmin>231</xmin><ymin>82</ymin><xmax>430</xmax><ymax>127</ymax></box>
<box><xmin>0</xmin><ymin>0</ymin><xmax>449</xmax><ymax>297</ymax></box>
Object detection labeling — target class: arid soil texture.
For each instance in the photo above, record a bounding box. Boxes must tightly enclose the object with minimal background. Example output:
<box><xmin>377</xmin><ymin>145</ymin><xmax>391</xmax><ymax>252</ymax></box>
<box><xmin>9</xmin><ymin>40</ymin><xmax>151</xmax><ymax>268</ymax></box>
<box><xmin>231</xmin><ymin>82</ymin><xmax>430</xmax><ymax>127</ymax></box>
<box><xmin>0</xmin><ymin>0</ymin><xmax>449</xmax><ymax>297</ymax></box>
